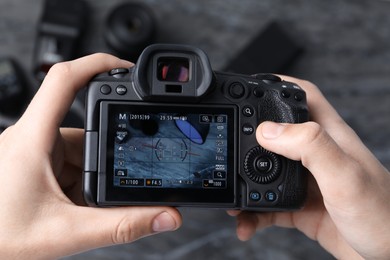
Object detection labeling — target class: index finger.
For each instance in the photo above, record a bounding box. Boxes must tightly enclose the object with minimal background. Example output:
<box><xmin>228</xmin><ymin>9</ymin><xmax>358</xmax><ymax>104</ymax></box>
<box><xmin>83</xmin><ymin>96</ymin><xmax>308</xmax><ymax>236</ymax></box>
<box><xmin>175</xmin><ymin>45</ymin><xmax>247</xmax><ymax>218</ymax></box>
<box><xmin>273</xmin><ymin>76</ymin><xmax>384</xmax><ymax>182</ymax></box>
<box><xmin>19</xmin><ymin>53</ymin><xmax>133</xmax><ymax>142</ymax></box>
<box><xmin>278</xmin><ymin>75</ymin><xmax>342</xmax><ymax>126</ymax></box>
<box><xmin>278</xmin><ymin>75</ymin><xmax>360</xmax><ymax>148</ymax></box>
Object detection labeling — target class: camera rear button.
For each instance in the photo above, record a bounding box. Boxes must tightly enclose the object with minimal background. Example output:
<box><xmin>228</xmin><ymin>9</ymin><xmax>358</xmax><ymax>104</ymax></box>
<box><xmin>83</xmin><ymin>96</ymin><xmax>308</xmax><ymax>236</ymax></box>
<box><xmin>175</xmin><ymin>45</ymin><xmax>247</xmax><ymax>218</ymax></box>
<box><xmin>281</xmin><ymin>90</ymin><xmax>291</xmax><ymax>98</ymax></box>
<box><xmin>249</xmin><ymin>191</ymin><xmax>261</xmax><ymax>201</ymax></box>
<box><xmin>100</xmin><ymin>84</ymin><xmax>112</xmax><ymax>95</ymax></box>
<box><xmin>242</xmin><ymin>105</ymin><xmax>254</xmax><ymax>117</ymax></box>
<box><xmin>265</xmin><ymin>191</ymin><xmax>277</xmax><ymax>202</ymax></box>
<box><xmin>242</xmin><ymin>124</ymin><xmax>255</xmax><ymax>135</ymax></box>
<box><xmin>229</xmin><ymin>82</ymin><xmax>245</xmax><ymax>98</ymax></box>
<box><xmin>294</xmin><ymin>92</ymin><xmax>304</xmax><ymax>101</ymax></box>
<box><xmin>253</xmin><ymin>87</ymin><xmax>264</xmax><ymax>98</ymax></box>
<box><xmin>255</xmin><ymin>156</ymin><xmax>273</xmax><ymax>173</ymax></box>
<box><xmin>116</xmin><ymin>85</ymin><xmax>127</xmax><ymax>95</ymax></box>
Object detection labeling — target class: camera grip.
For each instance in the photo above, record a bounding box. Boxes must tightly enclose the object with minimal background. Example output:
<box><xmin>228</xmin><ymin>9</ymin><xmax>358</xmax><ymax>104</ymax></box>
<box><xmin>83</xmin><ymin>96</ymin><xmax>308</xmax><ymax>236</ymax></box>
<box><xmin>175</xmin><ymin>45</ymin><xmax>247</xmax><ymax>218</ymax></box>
<box><xmin>258</xmin><ymin>89</ymin><xmax>308</xmax><ymax>124</ymax></box>
<box><xmin>256</xmin><ymin>89</ymin><xmax>308</xmax><ymax>208</ymax></box>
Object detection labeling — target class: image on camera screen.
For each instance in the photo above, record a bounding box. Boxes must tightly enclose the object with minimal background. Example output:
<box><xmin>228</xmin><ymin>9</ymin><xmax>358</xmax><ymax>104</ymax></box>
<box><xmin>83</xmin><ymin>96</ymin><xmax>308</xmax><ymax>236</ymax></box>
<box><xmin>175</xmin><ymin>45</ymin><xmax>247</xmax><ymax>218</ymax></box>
<box><xmin>109</xmin><ymin>105</ymin><xmax>232</xmax><ymax>190</ymax></box>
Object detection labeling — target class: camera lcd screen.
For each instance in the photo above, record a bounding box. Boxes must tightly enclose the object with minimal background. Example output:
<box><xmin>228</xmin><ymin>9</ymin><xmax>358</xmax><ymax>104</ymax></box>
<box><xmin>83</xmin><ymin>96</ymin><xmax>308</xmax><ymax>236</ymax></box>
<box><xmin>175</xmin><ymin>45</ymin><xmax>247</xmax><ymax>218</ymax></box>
<box><xmin>101</xmin><ymin>102</ymin><xmax>236</xmax><ymax>205</ymax></box>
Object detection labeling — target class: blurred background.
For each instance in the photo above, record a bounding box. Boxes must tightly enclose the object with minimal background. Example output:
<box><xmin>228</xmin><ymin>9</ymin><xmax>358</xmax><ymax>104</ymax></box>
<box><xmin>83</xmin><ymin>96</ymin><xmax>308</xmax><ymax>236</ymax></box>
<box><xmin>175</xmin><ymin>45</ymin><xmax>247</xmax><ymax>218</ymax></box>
<box><xmin>1</xmin><ymin>0</ymin><xmax>390</xmax><ymax>259</ymax></box>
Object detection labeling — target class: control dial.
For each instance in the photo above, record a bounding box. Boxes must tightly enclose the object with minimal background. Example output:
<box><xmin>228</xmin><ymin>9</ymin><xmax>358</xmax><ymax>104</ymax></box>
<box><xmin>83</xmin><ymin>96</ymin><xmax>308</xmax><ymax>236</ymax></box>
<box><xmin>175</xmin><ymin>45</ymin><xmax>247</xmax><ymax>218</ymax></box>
<box><xmin>253</xmin><ymin>73</ymin><xmax>282</xmax><ymax>84</ymax></box>
<box><xmin>244</xmin><ymin>146</ymin><xmax>281</xmax><ymax>184</ymax></box>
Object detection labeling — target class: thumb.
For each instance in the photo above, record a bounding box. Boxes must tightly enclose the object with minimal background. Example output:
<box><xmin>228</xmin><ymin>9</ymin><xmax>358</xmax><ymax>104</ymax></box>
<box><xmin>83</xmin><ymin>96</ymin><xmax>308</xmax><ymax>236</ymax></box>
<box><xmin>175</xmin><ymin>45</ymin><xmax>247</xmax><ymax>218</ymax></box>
<box><xmin>255</xmin><ymin>121</ymin><xmax>363</xmax><ymax>202</ymax></box>
<box><xmin>56</xmin><ymin>206</ymin><xmax>182</xmax><ymax>257</ymax></box>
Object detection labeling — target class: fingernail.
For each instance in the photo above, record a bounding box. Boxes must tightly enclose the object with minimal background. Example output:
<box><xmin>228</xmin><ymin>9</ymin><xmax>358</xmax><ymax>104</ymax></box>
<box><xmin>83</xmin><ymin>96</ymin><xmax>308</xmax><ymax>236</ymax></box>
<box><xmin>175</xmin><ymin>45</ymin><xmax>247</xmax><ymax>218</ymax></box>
<box><xmin>261</xmin><ymin>122</ymin><xmax>285</xmax><ymax>139</ymax></box>
<box><xmin>152</xmin><ymin>212</ymin><xmax>176</xmax><ymax>232</ymax></box>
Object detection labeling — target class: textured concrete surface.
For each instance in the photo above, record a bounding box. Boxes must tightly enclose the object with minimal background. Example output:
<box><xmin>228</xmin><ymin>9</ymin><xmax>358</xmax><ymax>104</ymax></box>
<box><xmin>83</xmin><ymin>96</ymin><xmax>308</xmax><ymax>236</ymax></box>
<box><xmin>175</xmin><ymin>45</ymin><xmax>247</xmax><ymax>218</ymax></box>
<box><xmin>1</xmin><ymin>0</ymin><xmax>390</xmax><ymax>259</ymax></box>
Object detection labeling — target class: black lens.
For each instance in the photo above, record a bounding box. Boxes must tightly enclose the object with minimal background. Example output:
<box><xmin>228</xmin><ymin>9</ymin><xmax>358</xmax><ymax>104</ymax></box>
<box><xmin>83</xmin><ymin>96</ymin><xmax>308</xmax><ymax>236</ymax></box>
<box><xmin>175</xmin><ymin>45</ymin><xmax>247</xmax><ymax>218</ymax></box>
<box><xmin>157</xmin><ymin>57</ymin><xmax>189</xmax><ymax>82</ymax></box>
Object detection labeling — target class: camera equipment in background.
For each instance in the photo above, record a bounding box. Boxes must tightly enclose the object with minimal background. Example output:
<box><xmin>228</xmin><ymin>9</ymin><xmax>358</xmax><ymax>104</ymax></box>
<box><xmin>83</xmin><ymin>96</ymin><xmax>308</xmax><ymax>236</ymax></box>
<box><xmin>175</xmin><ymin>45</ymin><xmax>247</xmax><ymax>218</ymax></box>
<box><xmin>31</xmin><ymin>0</ymin><xmax>89</xmax><ymax>128</ymax></box>
<box><xmin>0</xmin><ymin>58</ymin><xmax>32</xmax><ymax>133</ymax></box>
<box><xmin>224</xmin><ymin>21</ymin><xmax>304</xmax><ymax>75</ymax></box>
<box><xmin>83</xmin><ymin>44</ymin><xmax>309</xmax><ymax>211</ymax></box>
<box><xmin>32</xmin><ymin>0</ymin><xmax>89</xmax><ymax>82</ymax></box>
<box><xmin>104</xmin><ymin>2</ymin><xmax>156</xmax><ymax>61</ymax></box>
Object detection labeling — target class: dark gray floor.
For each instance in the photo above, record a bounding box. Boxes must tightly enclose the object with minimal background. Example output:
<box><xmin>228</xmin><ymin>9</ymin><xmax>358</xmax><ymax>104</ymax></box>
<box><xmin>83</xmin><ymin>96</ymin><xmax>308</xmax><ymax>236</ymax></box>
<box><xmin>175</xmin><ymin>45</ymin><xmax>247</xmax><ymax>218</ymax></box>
<box><xmin>1</xmin><ymin>0</ymin><xmax>390</xmax><ymax>259</ymax></box>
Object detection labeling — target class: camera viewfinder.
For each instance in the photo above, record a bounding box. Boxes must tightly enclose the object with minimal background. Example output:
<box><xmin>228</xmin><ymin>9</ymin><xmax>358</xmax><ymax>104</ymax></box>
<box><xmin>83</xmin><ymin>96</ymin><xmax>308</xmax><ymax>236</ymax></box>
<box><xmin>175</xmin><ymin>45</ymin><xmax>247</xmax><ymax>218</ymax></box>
<box><xmin>157</xmin><ymin>57</ymin><xmax>189</xmax><ymax>82</ymax></box>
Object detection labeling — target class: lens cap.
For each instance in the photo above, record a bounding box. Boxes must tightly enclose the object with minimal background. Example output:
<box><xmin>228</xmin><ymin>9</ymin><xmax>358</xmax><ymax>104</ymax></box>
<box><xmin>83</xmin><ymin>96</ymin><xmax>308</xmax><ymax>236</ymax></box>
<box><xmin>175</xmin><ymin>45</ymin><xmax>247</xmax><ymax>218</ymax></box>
<box><xmin>104</xmin><ymin>2</ymin><xmax>156</xmax><ymax>60</ymax></box>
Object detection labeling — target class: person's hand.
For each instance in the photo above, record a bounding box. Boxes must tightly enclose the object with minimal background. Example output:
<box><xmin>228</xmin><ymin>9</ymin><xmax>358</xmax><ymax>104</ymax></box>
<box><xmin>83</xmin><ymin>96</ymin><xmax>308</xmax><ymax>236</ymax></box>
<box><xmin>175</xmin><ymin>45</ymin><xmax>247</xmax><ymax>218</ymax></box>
<box><xmin>0</xmin><ymin>54</ymin><xmax>182</xmax><ymax>259</ymax></box>
<box><xmin>228</xmin><ymin>76</ymin><xmax>390</xmax><ymax>259</ymax></box>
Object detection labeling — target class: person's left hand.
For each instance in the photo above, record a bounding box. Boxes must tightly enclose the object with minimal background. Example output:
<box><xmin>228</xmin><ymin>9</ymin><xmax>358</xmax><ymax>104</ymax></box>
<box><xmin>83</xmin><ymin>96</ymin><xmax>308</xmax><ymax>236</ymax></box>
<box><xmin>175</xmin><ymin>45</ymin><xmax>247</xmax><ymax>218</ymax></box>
<box><xmin>0</xmin><ymin>54</ymin><xmax>182</xmax><ymax>259</ymax></box>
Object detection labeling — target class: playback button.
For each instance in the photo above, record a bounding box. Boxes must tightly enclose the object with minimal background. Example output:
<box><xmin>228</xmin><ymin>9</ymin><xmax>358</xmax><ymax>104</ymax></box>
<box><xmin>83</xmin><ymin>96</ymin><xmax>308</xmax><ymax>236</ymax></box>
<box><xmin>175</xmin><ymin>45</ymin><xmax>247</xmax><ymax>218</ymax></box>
<box><xmin>249</xmin><ymin>191</ymin><xmax>261</xmax><ymax>201</ymax></box>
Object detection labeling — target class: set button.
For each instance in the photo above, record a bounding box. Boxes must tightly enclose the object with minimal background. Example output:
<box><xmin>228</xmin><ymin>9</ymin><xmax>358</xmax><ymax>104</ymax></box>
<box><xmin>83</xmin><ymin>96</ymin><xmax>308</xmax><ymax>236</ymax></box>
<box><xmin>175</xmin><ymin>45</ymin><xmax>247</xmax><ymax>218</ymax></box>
<box><xmin>254</xmin><ymin>156</ymin><xmax>273</xmax><ymax>173</ymax></box>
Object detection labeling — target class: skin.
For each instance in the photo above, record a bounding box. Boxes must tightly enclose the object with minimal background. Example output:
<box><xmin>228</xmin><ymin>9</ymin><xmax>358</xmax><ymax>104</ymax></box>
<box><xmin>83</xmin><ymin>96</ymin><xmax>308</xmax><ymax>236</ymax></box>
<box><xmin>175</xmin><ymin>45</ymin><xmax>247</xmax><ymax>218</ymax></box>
<box><xmin>228</xmin><ymin>76</ymin><xmax>390</xmax><ymax>259</ymax></box>
<box><xmin>1</xmin><ymin>53</ymin><xmax>389</xmax><ymax>259</ymax></box>
<box><xmin>0</xmin><ymin>54</ymin><xmax>182</xmax><ymax>259</ymax></box>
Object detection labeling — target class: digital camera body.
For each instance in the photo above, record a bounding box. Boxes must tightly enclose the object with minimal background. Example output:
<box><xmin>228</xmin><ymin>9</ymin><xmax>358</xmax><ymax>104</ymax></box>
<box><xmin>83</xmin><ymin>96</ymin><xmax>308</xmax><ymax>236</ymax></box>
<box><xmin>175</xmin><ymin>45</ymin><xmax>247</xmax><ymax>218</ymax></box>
<box><xmin>83</xmin><ymin>44</ymin><xmax>309</xmax><ymax>211</ymax></box>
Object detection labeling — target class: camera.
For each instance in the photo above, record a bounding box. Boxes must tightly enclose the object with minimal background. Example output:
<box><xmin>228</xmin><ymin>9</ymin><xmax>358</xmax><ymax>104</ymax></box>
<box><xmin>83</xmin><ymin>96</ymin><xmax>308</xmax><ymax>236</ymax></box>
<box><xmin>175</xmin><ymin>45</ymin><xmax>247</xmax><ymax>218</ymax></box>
<box><xmin>83</xmin><ymin>44</ymin><xmax>309</xmax><ymax>211</ymax></box>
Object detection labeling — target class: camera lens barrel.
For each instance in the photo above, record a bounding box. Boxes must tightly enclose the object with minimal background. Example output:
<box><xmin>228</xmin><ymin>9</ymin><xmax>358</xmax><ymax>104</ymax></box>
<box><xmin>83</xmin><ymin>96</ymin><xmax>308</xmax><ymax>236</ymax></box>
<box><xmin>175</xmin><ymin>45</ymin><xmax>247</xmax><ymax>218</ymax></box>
<box><xmin>104</xmin><ymin>2</ymin><xmax>156</xmax><ymax>60</ymax></box>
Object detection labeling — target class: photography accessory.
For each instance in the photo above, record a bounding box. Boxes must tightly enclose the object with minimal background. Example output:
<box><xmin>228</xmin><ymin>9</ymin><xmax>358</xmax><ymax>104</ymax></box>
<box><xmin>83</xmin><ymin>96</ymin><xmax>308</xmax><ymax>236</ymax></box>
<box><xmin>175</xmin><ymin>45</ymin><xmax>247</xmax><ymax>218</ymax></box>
<box><xmin>0</xmin><ymin>58</ymin><xmax>31</xmax><ymax>117</ymax></box>
<box><xmin>83</xmin><ymin>44</ymin><xmax>309</xmax><ymax>211</ymax></box>
<box><xmin>104</xmin><ymin>2</ymin><xmax>156</xmax><ymax>60</ymax></box>
<box><xmin>32</xmin><ymin>0</ymin><xmax>89</xmax><ymax>81</ymax></box>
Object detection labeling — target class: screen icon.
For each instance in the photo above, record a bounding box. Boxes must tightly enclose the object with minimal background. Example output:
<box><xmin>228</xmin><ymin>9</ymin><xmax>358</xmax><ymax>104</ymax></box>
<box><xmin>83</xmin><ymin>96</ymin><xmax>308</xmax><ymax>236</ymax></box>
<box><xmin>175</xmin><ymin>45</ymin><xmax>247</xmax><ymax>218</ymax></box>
<box><xmin>213</xmin><ymin>170</ymin><xmax>226</xmax><ymax>179</ymax></box>
<box><xmin>199</xmin><ymin>114</ymin><xmax>212</xmax><ymax>123</ymax></box>
<box><xmin>115</xmin><ymin>169</ymin><xmax>127</xmax><ymax>176</ymax></box>
<box><xmin>215</xmin><ymin>115</ymin><xmax>227</xmax><ymax>123</ymax></box>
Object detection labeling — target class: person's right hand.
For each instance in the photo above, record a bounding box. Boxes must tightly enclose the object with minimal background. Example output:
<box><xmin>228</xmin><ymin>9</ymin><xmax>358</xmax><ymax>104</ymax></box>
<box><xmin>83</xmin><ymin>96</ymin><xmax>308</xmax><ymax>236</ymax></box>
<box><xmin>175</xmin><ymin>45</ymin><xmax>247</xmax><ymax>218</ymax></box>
<box><xmin>228</xmin><ymin>76</ymin><xmax>390</xmax><ymax>259</ymax></box>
